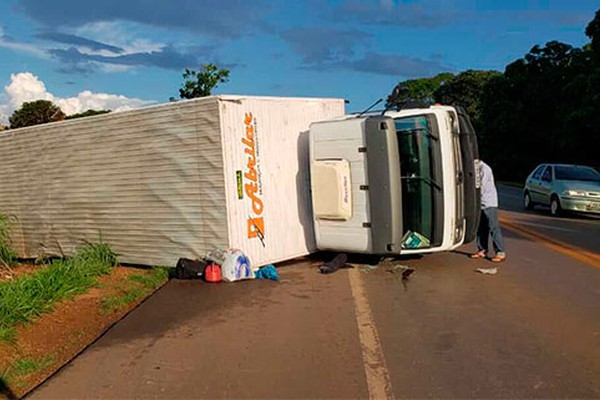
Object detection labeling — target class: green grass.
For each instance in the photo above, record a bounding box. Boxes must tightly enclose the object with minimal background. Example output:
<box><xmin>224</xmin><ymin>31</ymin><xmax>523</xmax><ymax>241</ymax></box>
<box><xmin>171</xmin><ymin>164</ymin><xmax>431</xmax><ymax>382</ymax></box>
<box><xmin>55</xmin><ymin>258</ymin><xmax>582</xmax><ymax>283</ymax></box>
<box><xmin>0</xmin><ymin>326</ymin><xmax>16</xmax><ymax>343</ymax></box>
<box><xmin>101</xmin><ymin>267</ymin><xmax>168</xmax><ymax>314</ymax></box>
<box><xmin>0</xmin><ymin>242</ymin><xmax>117</xmax><ymax>342</ymax></box>
<box><xmin>1</xmin><ymin>355</ymin><xmax>55</xmax><ymax>391</ymax></box>
<box><xmin>0</xmin><ymin>214</ymin><xmax>18</xmax><ymax>267</ymax></box>
<box><xmin>9</xmin><ymin>355</ymin><xmax>55</xmax><ymax>377</ymax></box>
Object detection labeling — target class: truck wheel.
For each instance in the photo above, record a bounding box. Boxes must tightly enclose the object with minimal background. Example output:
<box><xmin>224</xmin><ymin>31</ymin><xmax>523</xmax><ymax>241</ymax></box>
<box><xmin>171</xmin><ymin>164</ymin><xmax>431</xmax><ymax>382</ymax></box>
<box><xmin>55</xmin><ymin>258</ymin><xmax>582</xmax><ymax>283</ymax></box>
<box><xmin>524</xmin><ymin>191</ymin><xmax>534</xmax><ymax>210</ymax></box>
<box><xmin>550</xmin><ymin>196</ymin><xmax>562</xmax><ymax>217</ymax></box>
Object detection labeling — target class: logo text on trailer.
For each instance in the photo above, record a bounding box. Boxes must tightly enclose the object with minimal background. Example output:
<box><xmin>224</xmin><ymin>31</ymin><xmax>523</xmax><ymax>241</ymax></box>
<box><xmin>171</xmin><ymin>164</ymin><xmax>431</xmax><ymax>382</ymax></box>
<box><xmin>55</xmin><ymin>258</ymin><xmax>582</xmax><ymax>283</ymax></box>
<box><xmin>242</xmin><ymin>112</ymin><xmax>265</xmax><ymax>242</ymax></box>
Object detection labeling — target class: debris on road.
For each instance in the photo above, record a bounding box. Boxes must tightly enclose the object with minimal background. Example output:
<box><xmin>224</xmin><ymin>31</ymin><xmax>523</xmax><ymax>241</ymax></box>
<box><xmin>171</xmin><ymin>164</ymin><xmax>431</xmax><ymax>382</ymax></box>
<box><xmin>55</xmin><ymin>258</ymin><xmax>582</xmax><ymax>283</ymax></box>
<box><xmin>475</xmin><ymin>267</ymin><xmax>498</xmax><ymax>275</ymax></box>
<box><xmin>255</xmin><ymin>264</ymin><xmax>279</xmax><ymax>280</ymax></box>
<box><xmin>174</xmin><ymin>258</ymin><xmax>206</xmax><ymax>280</ymax></box>
<box><xmin>204</xmin><ymin>263</ymin><xmax>222</xmax><ymax>283</ymax></box>
<box><xmin>319</xmin><ymin>253</ymin><xmax>350</xmax><ymax>274</ymax></box>
<box><xmin>221</xmin><ymin>249</ymin><xmax>253</xmax><ymax>282</ymax></box>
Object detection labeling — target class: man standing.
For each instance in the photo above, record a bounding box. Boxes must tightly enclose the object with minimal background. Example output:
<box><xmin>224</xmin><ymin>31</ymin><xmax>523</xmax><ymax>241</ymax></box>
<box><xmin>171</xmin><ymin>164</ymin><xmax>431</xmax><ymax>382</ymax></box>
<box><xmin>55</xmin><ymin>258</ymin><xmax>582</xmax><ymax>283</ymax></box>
<box><xmin>471</xmin><ymin>161</ymin><xmax>506</xmax><ymax>262</ymax></box>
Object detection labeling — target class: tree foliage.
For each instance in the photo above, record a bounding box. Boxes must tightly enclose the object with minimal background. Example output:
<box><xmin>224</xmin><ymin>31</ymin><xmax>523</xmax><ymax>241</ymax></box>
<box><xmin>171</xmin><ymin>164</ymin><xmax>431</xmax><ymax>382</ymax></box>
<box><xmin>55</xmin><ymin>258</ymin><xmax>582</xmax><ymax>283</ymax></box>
<box><xmin>387</xmin><ymin>72</ymin><xmax>454</xmax><ymax>107</ymax></box>
<box><xmin>65</xmin><ymin>109</ymin><xmax>111</xmax><ymax>120</ymax></box>
<box><xmin>175</xmin><ymin>64</ymin><xmax>230</xmax><ymax>100</ymax></box>
<box><xmin>434</xmin><ymin>70</ymin><xmax>501</xmax><ymax>133</ymax></box>
<box><xmin>9</xmin><ymin>100</ymin><xmax>66</xmax><ymax>129</ymax></box>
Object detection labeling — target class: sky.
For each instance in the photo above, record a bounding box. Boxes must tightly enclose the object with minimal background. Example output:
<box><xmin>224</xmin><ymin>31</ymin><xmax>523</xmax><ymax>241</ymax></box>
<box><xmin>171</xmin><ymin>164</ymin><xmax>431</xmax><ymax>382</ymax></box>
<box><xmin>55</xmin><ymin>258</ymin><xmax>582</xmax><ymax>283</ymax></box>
<box><xmin>0</xmin><ymin>0</ymin><xmax>598</xmax><ymax>124</ymax></box>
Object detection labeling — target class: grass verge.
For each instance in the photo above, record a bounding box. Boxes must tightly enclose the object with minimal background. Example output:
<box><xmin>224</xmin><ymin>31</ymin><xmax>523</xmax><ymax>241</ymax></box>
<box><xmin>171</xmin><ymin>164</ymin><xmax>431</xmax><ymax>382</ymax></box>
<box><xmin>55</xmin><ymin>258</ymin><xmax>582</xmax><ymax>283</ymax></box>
<box><xmin>101</xmin><ymin>267</ymin><xmax>169</xmax><ymax>314</ymax></box>
<box><xmin>1</xmin><ymin>355</ymin><xmax>55</xmax><ymax>391</ymax></box>
<box><xmin>0</xmin><ymin>242</ymin><xmax>117</xmax><ymax>342</ymax></box>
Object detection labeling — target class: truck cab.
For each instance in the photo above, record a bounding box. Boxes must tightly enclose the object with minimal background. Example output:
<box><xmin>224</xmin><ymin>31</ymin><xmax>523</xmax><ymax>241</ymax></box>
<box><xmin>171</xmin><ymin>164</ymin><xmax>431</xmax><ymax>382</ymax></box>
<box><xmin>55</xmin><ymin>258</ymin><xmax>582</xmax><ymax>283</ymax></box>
<box><xmin>309</xmin><ymin>104</ymin><xmax>480</xmax><ymax>255</ymax></box>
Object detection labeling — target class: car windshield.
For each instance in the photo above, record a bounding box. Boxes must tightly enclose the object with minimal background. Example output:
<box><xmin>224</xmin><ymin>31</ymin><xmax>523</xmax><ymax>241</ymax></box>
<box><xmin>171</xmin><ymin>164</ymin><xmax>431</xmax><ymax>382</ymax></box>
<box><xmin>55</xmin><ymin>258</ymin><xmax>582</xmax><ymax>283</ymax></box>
<box><xmin>554</xmin><ymin>166</ymin><xmax>600</xmax><ymax>182</ymax></box>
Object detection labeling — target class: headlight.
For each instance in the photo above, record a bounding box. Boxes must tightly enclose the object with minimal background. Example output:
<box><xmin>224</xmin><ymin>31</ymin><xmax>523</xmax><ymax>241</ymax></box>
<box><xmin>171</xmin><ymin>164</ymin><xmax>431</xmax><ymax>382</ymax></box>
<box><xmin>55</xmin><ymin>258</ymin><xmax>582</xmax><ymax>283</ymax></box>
<box><xmin>564</xmin><ymin>190</ymin><xmax>586</xmax><ymax>197</ymax></box>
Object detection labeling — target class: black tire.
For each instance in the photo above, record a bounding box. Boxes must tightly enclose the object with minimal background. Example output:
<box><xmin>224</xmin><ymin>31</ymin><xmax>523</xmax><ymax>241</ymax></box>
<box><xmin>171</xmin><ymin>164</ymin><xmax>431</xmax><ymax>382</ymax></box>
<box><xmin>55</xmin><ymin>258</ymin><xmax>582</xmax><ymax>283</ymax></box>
<box><xmin>550</xmin><ymin>195</ymin><xmax>562</xmax><ymax>217</ymax></box>
<box><xmin>524</xmin><ymin>191</ymin><xmax>534</xmax><ymax>210</ymax></box>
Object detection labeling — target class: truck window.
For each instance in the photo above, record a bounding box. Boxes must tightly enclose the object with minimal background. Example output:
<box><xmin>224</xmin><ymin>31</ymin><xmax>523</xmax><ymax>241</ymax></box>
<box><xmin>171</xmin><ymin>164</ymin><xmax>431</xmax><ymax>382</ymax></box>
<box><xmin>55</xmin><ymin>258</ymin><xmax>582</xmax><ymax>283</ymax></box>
<box><xmin>395</xmin><ymin>115</ymin><xmax>443</xmax><ymax>246</ymax></box>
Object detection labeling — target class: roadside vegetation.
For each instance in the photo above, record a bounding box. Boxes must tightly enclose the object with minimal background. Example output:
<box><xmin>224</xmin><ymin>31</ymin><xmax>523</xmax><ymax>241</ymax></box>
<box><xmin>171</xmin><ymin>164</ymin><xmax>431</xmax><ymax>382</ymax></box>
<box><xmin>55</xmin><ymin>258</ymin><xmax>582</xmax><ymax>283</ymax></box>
<box><xmin>101</xmin><ymin>267</ymin><xmax>169</xmax><ymax>314</ymax></box>
<box><xmin>0</xmin><ymin>223</ymin><xmax>169</xmax><ymax>397</ymax></box>
<box><xmin>0</xmin><ymin>242</ymin><xmax>117</xmax><ymax>342</ymax></box>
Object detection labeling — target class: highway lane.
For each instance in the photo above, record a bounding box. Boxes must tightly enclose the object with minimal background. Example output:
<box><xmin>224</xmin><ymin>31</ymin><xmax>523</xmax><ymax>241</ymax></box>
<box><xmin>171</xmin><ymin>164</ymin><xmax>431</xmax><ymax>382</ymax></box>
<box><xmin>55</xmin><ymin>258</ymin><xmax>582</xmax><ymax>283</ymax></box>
<box><xmin>497</xmin><ymin>184</ymin><xmax>600</xmax><ymax>254</ymax></box>
<box><xmin>30</xmin><ymin>186</ymin><xmax>600</xmax><ymax>399</ymax></box>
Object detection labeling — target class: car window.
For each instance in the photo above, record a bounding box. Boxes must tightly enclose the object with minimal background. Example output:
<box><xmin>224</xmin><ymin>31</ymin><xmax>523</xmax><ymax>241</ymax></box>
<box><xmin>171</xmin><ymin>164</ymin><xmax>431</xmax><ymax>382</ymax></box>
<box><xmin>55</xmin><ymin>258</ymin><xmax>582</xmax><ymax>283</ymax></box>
<box><xmin>532</xmin><ymin>165</ymin><xmax>545</xmax><ymax>180</ymax></box>
<box><xmin>555</xmin><ymin>166</ymin><xmax>600</xmax><ymax>182</ymax></box>
<box><xmin>541</xmin><ymin>167</ymin><xmax>552</xmax><ymax>182</ymax></box>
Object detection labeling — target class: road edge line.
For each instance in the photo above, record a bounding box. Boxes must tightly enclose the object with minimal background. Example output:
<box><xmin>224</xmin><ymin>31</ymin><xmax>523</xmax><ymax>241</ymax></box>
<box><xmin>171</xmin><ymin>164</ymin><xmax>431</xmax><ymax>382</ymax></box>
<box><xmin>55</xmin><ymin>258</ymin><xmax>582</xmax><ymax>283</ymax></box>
<box><xmin>499</xmin><ymin>215</ymin><xmax>600</xmax><ymax>268</ymax></box>
<box><xmin>348</xmin><ymin>268</ymin><xmax>394</xmax><ymax>400</ymax></box>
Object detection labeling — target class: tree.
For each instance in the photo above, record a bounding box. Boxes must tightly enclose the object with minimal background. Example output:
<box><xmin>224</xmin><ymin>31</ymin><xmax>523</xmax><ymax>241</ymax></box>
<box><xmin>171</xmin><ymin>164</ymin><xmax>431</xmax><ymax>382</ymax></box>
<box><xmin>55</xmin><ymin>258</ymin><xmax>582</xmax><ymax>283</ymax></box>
<box><xmin>385</xmin><ymin>72</ymin><xmax>454</xmax><ymax>108</ymax></box>
<box><xmin>65</xmin><ymin>109</ymin><xmax>111</xmax><ymax>120</ymax></box>
<box><xmin>9</xmin><ymin>100</ymin><xmax>66</xmax><ymax>129</ymax></box>
<box><xmin>434</xmin><ymin>70</ymin><xmax>501</xmax><ymax>132</ymax></box>
<box><xmin>585</xmin><ymin>9</ymin><xmax>600</xmax><ymax>60</ymax></box>
<box><xmin>174</xmin><ymin>64</ymin><xmax>230</xmax><ymax>100</ymax></box>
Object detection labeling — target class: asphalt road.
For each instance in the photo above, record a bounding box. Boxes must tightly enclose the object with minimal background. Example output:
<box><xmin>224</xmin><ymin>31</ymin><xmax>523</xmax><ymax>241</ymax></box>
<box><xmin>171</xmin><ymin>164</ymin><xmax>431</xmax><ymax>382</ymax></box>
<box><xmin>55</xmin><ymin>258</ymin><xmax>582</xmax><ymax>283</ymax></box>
<box><xmin>497</xmin><ymin>184</ymin><xmax>600</xmax><ymax>254</ymax></box>
<box><xmin>30</xmin><ymin>186</ymin><xmax>600</xmax><ymax>399</ymax></box>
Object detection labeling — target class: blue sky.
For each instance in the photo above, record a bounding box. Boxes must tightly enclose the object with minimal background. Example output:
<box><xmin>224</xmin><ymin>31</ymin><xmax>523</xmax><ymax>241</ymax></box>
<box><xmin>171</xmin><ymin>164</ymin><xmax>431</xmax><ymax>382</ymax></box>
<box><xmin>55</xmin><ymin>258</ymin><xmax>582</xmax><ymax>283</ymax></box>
<box><xmin>0</xmin><ymin>0</ymin><xmax>598</xmax><ymax>122</ymax></box>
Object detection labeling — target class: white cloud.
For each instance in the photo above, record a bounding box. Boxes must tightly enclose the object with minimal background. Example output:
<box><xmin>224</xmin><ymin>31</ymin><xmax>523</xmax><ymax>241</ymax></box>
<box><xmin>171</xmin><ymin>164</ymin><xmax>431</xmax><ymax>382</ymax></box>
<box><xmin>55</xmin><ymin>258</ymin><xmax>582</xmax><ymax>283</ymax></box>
<box><xmin>0</xmin><ymin>72</ymin><xmax>150</xmax><ymax>125</ymax></box>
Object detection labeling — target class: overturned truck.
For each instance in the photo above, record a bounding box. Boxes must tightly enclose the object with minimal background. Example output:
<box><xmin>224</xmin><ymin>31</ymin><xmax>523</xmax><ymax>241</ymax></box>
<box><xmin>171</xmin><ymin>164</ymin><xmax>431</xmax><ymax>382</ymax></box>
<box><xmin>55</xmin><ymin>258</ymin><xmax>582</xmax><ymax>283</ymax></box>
<box><xmin>0</xmin><ymin>96</ymin><xmax>345</xmax><ymax>266</ymax></box>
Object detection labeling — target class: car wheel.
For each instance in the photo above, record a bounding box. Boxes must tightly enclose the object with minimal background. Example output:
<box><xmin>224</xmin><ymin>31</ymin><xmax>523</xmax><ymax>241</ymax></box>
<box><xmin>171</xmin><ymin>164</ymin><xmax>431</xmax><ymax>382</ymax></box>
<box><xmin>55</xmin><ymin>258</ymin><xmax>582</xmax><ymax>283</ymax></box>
<box><xmin>550</xmin><ymin>196</ymin><xmax>562</xmax><ymax>217</ymax></box>
<box><xmin>524</xmin><ymin>191</ymin><xmax>534</xmax><ymax>210</ymax></box>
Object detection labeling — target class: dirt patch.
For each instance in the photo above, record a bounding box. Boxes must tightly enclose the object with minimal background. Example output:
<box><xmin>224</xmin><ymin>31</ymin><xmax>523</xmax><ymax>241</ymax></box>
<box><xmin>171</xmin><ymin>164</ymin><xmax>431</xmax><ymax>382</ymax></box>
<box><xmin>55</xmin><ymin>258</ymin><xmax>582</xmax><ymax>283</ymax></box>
<box><xmin>0</xmin><ymin>266</ymin><xmax>167</xmax><ymax>399</ymax></box>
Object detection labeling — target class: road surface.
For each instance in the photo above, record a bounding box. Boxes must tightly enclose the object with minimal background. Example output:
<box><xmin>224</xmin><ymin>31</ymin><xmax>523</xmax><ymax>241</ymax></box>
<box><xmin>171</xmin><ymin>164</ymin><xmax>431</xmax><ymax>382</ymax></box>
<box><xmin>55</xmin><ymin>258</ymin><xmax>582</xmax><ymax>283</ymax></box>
<box><xmin>30</xmin><ymin>186</ymin><xmax>600</xmax><ymax>399</ymax></box>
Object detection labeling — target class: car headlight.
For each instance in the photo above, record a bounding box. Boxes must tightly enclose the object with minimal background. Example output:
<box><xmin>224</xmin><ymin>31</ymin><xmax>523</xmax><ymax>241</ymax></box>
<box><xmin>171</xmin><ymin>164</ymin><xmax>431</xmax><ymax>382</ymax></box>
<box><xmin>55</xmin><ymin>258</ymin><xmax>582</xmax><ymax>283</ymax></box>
<box><xmin>564</xmin><ymin>190</ymin><xmax>586</xmax><ymax>197</ymax></box>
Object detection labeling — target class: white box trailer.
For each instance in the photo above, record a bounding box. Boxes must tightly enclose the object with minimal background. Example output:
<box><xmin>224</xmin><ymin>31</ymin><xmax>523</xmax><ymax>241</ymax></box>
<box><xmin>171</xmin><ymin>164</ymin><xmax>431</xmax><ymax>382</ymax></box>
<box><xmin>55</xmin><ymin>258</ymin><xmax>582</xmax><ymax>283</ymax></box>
<box><xmin>0</xmin><ymin>95</ymin><xmax>345</xmax><ymax>266</ymax></box>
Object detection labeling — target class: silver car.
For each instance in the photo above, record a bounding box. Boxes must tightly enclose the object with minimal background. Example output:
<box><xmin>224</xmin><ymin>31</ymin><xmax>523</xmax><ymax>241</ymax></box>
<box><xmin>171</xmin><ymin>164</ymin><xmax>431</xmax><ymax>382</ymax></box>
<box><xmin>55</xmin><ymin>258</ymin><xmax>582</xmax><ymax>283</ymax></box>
<box><xmin>523</xmin><ymin>164</ymin><xmax>600</xmax><ymax>216</ymax></box>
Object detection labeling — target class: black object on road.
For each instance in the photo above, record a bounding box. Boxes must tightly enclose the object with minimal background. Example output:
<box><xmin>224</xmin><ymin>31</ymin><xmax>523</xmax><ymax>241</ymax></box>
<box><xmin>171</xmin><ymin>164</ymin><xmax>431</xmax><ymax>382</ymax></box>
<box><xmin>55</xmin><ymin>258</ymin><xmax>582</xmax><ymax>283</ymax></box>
<box><xmin>401</xmin><ymin>268</ymin><xmax>415</xmax><ymax>280</ymax></box>
<box><xmin>175</xmin><ymin>258</ymin><xmax>207</xmax><ymax>279</ymax></box>
<box><xmin>319</xmin><ymin>254</ymin><xmax>349</xmax><ymax>274</ymax></box>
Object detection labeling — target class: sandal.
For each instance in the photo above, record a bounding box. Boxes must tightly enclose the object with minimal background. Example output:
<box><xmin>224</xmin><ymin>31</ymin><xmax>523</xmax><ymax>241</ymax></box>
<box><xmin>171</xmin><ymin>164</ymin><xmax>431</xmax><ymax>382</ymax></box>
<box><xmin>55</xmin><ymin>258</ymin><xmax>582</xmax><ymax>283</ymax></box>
<box><xmin>470</xmin><ymin>251</ymin><xmax>487</xmax><ymax>259</ymax></box>
<box><xmin>491</xmin><ymin>255</ymin><xmax>506</xmax><ymax>263</ymax></box>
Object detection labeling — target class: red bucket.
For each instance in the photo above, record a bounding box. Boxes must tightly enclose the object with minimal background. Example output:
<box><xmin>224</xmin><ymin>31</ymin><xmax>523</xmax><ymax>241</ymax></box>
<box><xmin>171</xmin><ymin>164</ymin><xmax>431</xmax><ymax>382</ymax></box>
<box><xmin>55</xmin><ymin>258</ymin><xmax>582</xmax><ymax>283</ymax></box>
<box><xmin>204</xmin><ymin>263</ymin><xmax>222</xmax><ymax>283</ymax></box>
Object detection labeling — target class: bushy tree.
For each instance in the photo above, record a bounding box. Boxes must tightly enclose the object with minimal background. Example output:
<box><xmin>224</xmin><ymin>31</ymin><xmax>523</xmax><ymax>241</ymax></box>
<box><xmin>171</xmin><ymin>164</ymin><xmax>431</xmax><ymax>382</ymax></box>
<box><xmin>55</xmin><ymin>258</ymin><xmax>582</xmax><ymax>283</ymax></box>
<box><xmin>433</xmin><ymin>70</ymin><xmax>501</xmax><ymax>132</ymax></box>
<box><xmin>9</xmin><ymin>100</ymin><xmax>66</xmax><ymax>129</ymax></box>
<box><xmin>174</xmin><ymin>64</ymin><xmax>230</xmax><ymax>100</ymax></box>
<box><xmin>386</xmin><ymin>72</ymin><xmax>454</xmax><ymax>107</ymax></box>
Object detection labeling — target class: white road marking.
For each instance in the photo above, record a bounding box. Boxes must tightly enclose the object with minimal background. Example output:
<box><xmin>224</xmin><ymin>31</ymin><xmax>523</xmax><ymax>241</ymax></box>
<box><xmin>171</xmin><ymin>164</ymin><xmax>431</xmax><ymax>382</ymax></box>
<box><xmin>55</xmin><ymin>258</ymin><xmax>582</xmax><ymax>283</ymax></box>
<box><xmin>348</xmin><ymin>268</ymin><xmax>394</xmax><ymax>400</ymax></box>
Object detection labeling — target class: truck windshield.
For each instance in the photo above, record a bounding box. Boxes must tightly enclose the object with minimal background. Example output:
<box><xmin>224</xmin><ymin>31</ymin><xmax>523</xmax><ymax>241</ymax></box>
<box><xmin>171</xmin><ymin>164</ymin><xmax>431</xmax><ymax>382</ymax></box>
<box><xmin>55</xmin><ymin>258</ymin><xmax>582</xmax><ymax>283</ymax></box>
<box><xmin>395</xmin><ymin>115</ymin><xmax>443</xmax><ymax>246</ymax></box>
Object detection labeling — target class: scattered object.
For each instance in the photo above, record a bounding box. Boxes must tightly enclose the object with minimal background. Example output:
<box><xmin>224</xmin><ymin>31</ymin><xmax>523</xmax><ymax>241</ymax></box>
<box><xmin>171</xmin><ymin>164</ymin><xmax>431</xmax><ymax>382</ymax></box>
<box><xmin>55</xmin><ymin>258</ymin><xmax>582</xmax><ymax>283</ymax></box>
<box><xmin>174</xmin><ymin>258</ymin><xmax>206</xmax><ymax>280</ymax></box>
<box><xmin>319</xmin><ymin>253</ymin><xmax>349</xmax><ymax>274</ymax></box>
<box><xmin>401</xmin><ymin>268</ymin><xmax>415</xmax><ymax>280</ymax></box>
<box><xmin>204</xmin><ymin>263</ymin><xmax>222</xmax><ymax>283</ymax></box>
<box><xmin>221</xmin><ymin>249</ymin><xmax>254</xmax><ymax>282</ymax></box>
<box><xmin>475</xmin><ymin>267</ymin><xmax>498</xmax><ymax>275</ymax></box>
<box><xmin>386</xmin><ymin>264</ymin><xmax>415</xmax><ymax>279</ymax></box>
<box><xmin>401</xmin><ymin>230</ymin><xmax>430</xmax><ymax>249</ymax></box>
<box><xmin>255</xmin><ymin>264</ymin><xmax>279</xmax><ymax>280</ymax></box>
<box><xmin>206</xmin><ymin>248</ymin><xmax>227</xmax><ymax>265</ymax></box>
<box><xmin>360</xmin><ymin>264</ymin><xmax>378</xmax><ymax>272</ymax></box>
